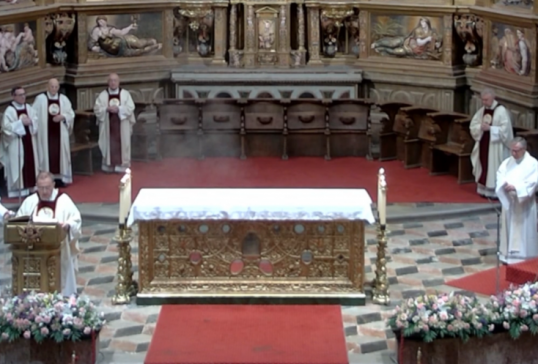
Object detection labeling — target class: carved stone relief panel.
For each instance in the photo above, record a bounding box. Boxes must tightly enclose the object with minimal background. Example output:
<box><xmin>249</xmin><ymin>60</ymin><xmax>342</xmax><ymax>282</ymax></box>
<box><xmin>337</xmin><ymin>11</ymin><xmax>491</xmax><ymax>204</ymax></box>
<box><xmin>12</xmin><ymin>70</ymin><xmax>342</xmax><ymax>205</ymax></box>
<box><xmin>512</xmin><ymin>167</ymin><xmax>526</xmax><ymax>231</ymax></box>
<box><xmin>44</xmin><ymin>12</ymin><xmax>76</xmax><ymax>65</ymax></box>
<box><xmin>0</xmin><ymin>21</ymin><xmax>38</xmax><ymax>73</ymax></box>
<box><xmin>369</xmin><ymin>14</ymin><xmax>444</xmax><ymax>61</ymax></box>
<box><xmin>319</xmin><ymin>7</ymin><xmax>354</xmax><ymax>58</ymax></box>
<box><xmin>489</xmin><ymin>22</ymin><xmax>533</xmax><ymax>78</ymax></box>
<box><xmin>368</xmin><ymin>83</ymin><xmax>458</xmax><ymax>111</ymax></box>
<box><xmin>454</xmin><ymin>14</ymin><xmax>483</xmax><ymax>67</ymax></box>
<box><xmin>75</xmin><ymin>82</ymin><xmax>163</xmax><ymax>110</ymax></box>
<box><xmin>86</xmin><ymin>13</ymin><xmax>163</xmax><ymax>59</ymax></box>
<box><xmin>175</xmin><ymin>7</ymin><xmax>214</xmax><ymax>58</ymax></box>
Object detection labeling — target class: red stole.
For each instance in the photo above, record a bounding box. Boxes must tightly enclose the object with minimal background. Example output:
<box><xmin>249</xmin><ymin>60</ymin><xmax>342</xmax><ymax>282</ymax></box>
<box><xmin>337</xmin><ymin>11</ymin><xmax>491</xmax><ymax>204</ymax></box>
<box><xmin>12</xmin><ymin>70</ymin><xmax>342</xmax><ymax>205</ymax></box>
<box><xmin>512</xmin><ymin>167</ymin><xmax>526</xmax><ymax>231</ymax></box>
<box><xmin>107</xmin><ymin>89</ymin><xmax>122</xmax><ymax>167</ymax></box>
<box><xmin>478</xmin><ymin>104</ymin><xmax>501</xmax><ymax>186</ymax></box>
<box><xmin>46</xmin><ymin>94</ymin><xmax>61</xmax><ymax>174</ymax></box>
<box><xmin>10</xmin><ymin>102</ymin><xmax>36</xmax><ymax>189</ymax></box>
<box><xmin>35</xmin><ymin>191</ymin><xmax>63</xmax><ymax>218</ymax></box>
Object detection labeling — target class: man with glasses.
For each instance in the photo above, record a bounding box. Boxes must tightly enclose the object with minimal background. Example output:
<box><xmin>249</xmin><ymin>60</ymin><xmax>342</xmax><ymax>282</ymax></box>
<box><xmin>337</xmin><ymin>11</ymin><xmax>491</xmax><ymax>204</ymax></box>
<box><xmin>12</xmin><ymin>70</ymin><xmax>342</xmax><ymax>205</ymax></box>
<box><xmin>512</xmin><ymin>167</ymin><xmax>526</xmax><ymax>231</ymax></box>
<box><xmin>32</xmin><ymin>78</ymin><xmax>75</xmax><ymax>187</ymax></box>
<box><xmin>0</xmin><ymin>86</ymin><xmax>39</xmax><ymax>198</ymax></box>
<box><xmin>496</xmin><ymin>137</ymin><xmax>538</xmax><ymax>264</ymax></box>
<box><xmin>16</xmin><ymin>171</ymin><xmax>81</xmax><ymax>296</ymax></box>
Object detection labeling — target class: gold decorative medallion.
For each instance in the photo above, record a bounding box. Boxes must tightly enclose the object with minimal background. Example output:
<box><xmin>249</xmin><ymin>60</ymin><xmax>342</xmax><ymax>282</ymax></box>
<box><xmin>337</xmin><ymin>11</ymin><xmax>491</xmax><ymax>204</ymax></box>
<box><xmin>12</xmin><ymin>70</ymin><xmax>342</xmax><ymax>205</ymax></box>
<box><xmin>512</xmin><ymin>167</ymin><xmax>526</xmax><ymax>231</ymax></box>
<box><xmin>482</xmin><ymin>114</ymin><xmax>492</xmax><ymax>125</ymax></box>
<box><xmin>109</xmin><ymin>98</ymin><xmax>120</xmax><ymax>107</ymax></box>
<box><xmin>48</xmin><ymin>104</ymin><xmax>60</xmax><ymax>116</ymax></box>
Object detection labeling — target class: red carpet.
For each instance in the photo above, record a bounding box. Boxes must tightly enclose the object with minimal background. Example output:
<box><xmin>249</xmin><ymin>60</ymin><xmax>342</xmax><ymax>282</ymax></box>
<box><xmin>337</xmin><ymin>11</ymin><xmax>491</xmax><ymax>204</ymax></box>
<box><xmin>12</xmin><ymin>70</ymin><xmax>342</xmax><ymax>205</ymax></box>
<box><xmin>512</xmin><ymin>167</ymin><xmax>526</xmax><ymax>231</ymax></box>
<box><xmin>6</xmin><ymin>157</ymin><xmax>485</xmax><ymax>204</ymax></box>
<box><xmin>144</xmin><ymin>305</ymin><xmax>348</xmax><ymax>364</ymax></box>
<box><xmin>447</xmin><ymin>259</ymin><xmax>538</xmax><ymax>296</ymax></box>
<box><xmin>446</xmin><ymin>266</ymin><xmax>512</xmax><ymax>296</ymax></box>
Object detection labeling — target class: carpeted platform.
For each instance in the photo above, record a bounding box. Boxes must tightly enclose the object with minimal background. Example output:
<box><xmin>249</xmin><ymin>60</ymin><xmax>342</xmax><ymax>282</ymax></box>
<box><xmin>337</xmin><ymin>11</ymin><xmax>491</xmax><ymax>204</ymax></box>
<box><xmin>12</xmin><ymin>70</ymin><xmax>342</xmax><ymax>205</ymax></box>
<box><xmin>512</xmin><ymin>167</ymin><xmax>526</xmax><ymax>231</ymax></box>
<box><xmin>447</xmin><ymin>259</ymin><xmax>538</xmax><ymax>296</ymax></box>
<box><xmin>144</xmin><ymin>304</ymin><xmax>349</xmax><ymax>364</ymax></box>
<box><xmin>6</xmin><ymin>157</ymin><xmax>485</xmax><ymax>204</ymax></box>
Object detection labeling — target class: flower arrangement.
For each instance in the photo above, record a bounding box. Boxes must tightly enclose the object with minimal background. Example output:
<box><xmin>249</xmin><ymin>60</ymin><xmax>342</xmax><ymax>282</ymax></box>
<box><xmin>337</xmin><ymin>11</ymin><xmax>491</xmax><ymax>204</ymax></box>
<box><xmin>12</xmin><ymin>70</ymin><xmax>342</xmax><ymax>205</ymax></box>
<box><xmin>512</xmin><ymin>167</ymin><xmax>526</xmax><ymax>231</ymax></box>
<box><xmin>0</xmin><ymin>292</ymin><xmax>106</xmax><ymax>343</ymax></box>
<box><xmin>387</xmin><ymin>292</ymin><xmax>499</xmax><ymax>342</ymax></box>
<box><xmin>491</xmin><ymin>281</ymin><xmax>538</xmax><ymax>339</ymax></box>
<box><xmin>388</xmin><ymin>282</ymin><xmax>538</xmax><ymax>343</ymax></box>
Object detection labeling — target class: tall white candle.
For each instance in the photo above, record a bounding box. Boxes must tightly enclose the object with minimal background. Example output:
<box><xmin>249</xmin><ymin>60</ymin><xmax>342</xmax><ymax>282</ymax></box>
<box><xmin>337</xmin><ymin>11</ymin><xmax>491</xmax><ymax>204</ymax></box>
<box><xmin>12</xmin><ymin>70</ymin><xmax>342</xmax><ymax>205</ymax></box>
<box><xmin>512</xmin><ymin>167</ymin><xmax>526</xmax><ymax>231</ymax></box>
<box><xmin>119</xmin><ymin>171</ymin><xmax>131</xmax><ymax>225</ymax></box>
<box><xmin>379</xmin><ymin>177</ymin><xmax>387</xmax><ymax>225</ymax></box>
<box><xmin>378</xmin><ymin>168</ymin><xmax>384</xmax><ymax>223</ymax></box>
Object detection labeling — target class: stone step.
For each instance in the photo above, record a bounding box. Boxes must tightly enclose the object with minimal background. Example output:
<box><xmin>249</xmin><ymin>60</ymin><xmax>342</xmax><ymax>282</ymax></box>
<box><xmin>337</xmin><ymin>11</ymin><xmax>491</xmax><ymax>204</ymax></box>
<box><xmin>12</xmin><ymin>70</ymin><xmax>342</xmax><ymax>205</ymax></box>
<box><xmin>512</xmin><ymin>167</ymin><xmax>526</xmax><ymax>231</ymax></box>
<box><xmin>386</xmin><ymin>262</ymin><xmax>419</xmax><ymax>276</ymax></box>
<box><xmin>391</xmin><ymin>252</ymin><xmax>434</xmax><ymax>265</ymax></box>
<box><xmin>397</xmin><ymin>273</ymin><xmax>446</xmax><ymax>287</ymax></box>
<box><xmin>99</xmin><ymin>318</ymin><xmax>144</xmax><ymax>339</ymax></box>
<box><xmin>348</xmin><ymin>350</ymin><xmax>397</xmax><ymax>364</ymax></box>
<box><xmin>417</xmin><ymin>262</ymin><xmax>465</xmax><ymax>276</ymax></box>
<box><xmin>454</xmin><ymin>244</ymin><xmax>497</xmax><ymax>257</ymax></box>
<box><xmin>108</xmin><ymin>333</ymin><xmax>151</xmax><ymax>353</ymax></box>
<box><xmin>121</xmin><ymin>306</ymin><xmax>161</xmax><ymax>324</ymax></box>
<box><xmin>437</xmin><ymin>253</ymin><xmax>482</xmax><ymax>266</ymax></box>
<box><xmin>346</xmin><ymin>334</ymin><xmax>389</xmax><ymax>354</ymax></box>
<box><xmin>410</xmin><ymin>243</ymin><xmax>456</xmax><ymax>256</ymax></box>
<box><xmin>388</xmin><ymin>283</ymin><xmax>425</xmax><ymax>300</ymax></box>
<box><xmin>357</xmin><ymin>320</ymin><xmax>395</xmax><ymax>339</ymax></box>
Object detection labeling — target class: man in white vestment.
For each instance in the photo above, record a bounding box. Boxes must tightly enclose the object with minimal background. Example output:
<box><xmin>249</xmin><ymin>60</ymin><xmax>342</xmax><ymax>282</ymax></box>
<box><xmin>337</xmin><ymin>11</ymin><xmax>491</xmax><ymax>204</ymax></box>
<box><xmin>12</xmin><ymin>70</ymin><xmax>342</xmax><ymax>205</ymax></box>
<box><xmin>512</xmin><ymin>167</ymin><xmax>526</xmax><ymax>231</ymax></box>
<box><xmin>16</xmin><ymin>171</ymin><xmax>82</xmax><ymax>296</ymax></box>
<box><xmin>496</xmin><ymin>137</ymin><xmax>538</xmax><ymax>264</ymax></box>
<box><xmin>32</xmin><ymin>78</ymin><xmax>75</xmax><ymax>187</ymax></box>
<box><xmin>470</xmin><ymin>88</ymin><xmax>513</xmax><ymax>198</ymax></box>
<box><xmin>1</xmin><ymin>86</ymin><xmax>40</xmax><ymax>198</ymax></box>
<box><xmin>93</xmin><ymin>73</ymin><xmax>136</xmax><ymax>173</ymax></box>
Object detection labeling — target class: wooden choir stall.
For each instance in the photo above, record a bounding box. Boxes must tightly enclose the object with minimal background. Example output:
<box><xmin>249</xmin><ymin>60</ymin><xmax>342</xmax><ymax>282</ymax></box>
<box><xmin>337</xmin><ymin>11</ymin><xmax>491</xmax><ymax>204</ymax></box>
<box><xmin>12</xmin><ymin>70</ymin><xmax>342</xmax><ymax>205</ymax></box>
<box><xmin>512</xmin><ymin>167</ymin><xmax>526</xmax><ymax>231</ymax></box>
<box><xmin>127</xmin><ymin>188</ymin><xmax>375</xmax><ymax>305</ymax></box>
<box><xmin>4</xmin><ymin>217</ymin><xmax>67</xmax><ymax>295</ymax></box>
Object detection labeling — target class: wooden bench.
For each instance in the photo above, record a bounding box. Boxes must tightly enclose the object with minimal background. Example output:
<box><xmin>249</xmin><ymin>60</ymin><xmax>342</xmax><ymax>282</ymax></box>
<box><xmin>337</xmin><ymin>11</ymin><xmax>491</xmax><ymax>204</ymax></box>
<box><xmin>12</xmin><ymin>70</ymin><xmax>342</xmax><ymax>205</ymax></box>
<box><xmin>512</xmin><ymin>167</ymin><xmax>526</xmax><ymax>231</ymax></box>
<box><xmin>429</xmin><ymin>114</ymin><xmax>473</xmax><ymax>184</ymax></box>
<box><xmin>377</xmin><ymin>102</ymin><xmax>412</xmax><ymax>161</ymax></box>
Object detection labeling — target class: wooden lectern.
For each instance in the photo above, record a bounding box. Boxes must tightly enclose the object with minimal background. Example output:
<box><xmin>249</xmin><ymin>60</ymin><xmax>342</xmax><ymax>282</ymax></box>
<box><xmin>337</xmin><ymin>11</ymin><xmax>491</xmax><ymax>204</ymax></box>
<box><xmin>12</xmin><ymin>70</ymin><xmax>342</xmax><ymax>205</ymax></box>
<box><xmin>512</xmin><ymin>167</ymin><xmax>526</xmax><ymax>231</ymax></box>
<box><xmin>4</xmin><ymin>216</ymin><xmax>66</xmax><ymax>295</ymax></box>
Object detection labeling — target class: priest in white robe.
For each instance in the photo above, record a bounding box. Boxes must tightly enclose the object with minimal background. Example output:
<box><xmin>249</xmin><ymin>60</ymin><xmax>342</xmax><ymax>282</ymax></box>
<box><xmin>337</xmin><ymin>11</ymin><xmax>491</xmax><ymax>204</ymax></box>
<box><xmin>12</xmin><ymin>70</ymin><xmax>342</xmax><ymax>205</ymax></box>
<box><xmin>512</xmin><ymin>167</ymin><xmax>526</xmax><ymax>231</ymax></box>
<box><xmin>93</xmin><ymin>73</ymin><xmax>136</xmax><ymax>173</ymax></box>
<box><xmin>16</xmin><ymin>171</ymin><xmax>82</xmax><ymax>296</ymax></box>
<box><xmin>470</xmin><ymin>88</ymin><xmax>513</xmax><ymax>198</ymax></box>
<box><xmin>1</xmin><ymin>86</ymin><xmax>40</xmax><ymax>198</ymax></box>
<box><xmin>496</xmin><ymin>137</ymin><xmax>538</xmax><ymax>264</ymax></box>
<box><xmin>32</xmin><ymin>78</ymin><xmax>75</xmax><ymax>186</ymax></box>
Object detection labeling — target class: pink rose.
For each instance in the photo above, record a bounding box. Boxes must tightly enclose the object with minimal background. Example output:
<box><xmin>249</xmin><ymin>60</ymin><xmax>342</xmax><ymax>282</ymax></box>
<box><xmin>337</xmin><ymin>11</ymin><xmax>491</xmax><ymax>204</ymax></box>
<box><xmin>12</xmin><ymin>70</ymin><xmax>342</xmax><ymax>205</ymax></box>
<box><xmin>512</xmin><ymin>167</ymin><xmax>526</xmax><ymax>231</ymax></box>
<box><xmin>23</xmin><ymin>331</ymin><xmax>31</xmax><ymax>339</ymax></box>
<box><xmin>1</xmin><ymin>333</ymin><xmax>8</xmax><ymax>340</ymax></box>
<box><xmin>40</xmin><ymin>327</ymin><xmax>49</xmax><ymax>336</ymax></box>
<box><xmin>503</xmin><ymin>321</ymin><xmax>510</xmax><ymax>329</ymax></box>
<box><xmin>63</xmin><ymin>328</ymin><xmax>71</xmax><ymax>336</ymax></box>
<box><xmin>83</xmin><ymin>327</ymin><xmax>92</xmax><ymax>335</ymax></box>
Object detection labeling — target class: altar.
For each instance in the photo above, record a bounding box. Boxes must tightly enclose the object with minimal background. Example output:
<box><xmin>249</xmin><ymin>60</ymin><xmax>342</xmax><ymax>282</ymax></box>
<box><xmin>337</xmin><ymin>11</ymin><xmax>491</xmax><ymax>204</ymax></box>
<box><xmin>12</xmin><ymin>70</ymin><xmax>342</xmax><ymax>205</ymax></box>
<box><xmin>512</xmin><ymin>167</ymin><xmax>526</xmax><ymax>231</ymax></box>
<box><xmin>127</xmin><ymin>188</ymin><xmax>374</xmax><ymax>305</ymax></box>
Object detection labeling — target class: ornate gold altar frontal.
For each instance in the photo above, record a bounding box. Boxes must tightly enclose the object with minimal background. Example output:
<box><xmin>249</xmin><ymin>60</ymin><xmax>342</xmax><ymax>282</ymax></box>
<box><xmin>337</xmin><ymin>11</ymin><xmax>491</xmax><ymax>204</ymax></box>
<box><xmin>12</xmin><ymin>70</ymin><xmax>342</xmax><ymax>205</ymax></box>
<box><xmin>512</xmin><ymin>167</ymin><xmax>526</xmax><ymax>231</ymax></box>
<box><xmin>137</xmin><ymin>219</ymin><xmax>365</xmax><ymax>304</ymax></box>
<box><xmin>4</xmin><ymin>220</ymin><xmax>66</xmax><ymax>296</ymax></box>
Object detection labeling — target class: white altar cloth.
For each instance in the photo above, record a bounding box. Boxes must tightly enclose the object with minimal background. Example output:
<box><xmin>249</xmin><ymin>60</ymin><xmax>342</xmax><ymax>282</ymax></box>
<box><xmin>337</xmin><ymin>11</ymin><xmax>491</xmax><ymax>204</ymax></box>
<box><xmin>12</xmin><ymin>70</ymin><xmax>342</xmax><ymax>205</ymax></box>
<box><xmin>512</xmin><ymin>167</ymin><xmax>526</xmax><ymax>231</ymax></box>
<box><xmin>127</xmin><ymin>188</ymin><xmax>375</xmax><ymax>226</ymax></box>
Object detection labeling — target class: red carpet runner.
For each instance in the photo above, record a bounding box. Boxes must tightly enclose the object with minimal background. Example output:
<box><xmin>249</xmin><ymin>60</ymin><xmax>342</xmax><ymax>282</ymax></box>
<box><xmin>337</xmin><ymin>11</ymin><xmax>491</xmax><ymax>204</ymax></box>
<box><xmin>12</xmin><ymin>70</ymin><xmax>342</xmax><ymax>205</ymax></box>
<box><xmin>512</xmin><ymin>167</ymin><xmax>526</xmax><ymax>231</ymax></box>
<box><xmin>144</xmin><ymin>305</ymin><xmax>349</xmax><ymax>364</ymax></box>
<box><xmin>12</xmin><ymin>157</ymin><xmax>486</xmax><ymax>204</ymax></box>
<box><xmin>446</xmin><ymin>258</ymin><xmax>538</xmax><ymax>296</ymax></box>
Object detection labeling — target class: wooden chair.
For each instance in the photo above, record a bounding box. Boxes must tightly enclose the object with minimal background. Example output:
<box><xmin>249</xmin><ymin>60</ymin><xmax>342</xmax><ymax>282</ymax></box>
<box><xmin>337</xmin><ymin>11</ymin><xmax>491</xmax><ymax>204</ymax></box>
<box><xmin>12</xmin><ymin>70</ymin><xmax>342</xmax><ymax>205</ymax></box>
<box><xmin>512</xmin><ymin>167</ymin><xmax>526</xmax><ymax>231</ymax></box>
<box><xmin>377</xmin><ymin>102</ymin><xmax>412</xmax><ymax>161</ymax></box>
<box><xmin>429</xmin><ymin>114</ymin><xmax>474</xmax><ymax>184</ymax></box>
<box><xmin>241</xmin><ymin>98</ymin><xmax>285</xmax><ymax>159</ymax></box>
<box><xmin>284</xmin><ymin>99</ymin><xmax>328</xmax><ymax>159</ymax></box>
<box><xmin>395</xmin><ymin>106</ymin><xmax>437</xmax><ymax>169</ymax></box>
<box><xmin>327</xmin><ymin>99</ymin><xmax>373</xmax><ymax>158</ymax></box>
<box><xmin>158</xmin><ymin>99</ymin><xmax>202</xmax><ymax>159</ymax></box>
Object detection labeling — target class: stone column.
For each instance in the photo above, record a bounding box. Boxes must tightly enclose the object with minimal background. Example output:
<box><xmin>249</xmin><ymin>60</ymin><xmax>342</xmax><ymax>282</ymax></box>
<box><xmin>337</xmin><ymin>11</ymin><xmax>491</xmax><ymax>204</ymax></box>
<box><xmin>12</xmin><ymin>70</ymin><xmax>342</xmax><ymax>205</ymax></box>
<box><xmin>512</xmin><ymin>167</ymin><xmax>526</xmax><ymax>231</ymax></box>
<box><xmin>297</xmin><ymin>3</ymin><xmax>306</xmax><ymax>66</ymax></box>
<box><xmin>162</xmin><ymin>9</ymin><xmax>174</xmax><ymax>59</ymax></box>
<box><xmin>306</xmin><ymin>5</ymin><xmax>322</xmax><ymax>66</ymax></box>
<box><xmin>228</xmin><ymin>3</ymin><xmax>241</xmax><ymax>67</ymax></box>
<box><xmin>278</xmin><ymin>4</ymin><xmax>290</xmax><ymax>67</ymax></box>
<box><xmin>244</xmin><ymin>4</ymin><xmax>256</xmax><ymax>68</ymax></box>
<box><xmin>212</xmin><ymin>6</ymin><xmax>228</xmax><ymax>65</ymax></box>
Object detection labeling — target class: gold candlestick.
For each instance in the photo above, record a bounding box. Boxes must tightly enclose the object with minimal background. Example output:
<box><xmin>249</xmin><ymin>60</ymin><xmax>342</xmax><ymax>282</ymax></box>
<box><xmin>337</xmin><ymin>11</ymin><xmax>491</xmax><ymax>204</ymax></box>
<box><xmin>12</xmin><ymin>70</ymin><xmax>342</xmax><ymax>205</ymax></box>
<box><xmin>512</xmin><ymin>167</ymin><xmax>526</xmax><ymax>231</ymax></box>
<box><xmin>373</xmin><ymin>222</ymin><xmax>390</xmax><ymax>305</ymax></box>
<box><xmin>111</xmin><ymin>224</ymin><xmax>137</xmax><ymax>305</ymax></box>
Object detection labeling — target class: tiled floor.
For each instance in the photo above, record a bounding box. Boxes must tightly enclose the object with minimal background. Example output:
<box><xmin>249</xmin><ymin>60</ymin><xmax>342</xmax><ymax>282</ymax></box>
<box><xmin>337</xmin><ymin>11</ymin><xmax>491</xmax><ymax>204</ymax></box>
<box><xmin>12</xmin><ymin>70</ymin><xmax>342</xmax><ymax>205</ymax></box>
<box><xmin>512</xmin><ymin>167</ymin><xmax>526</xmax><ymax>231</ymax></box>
<box><xmin>0</xmin><ymin>203</ymin><xmax>500</xmax><ymax>364</ymax></box>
